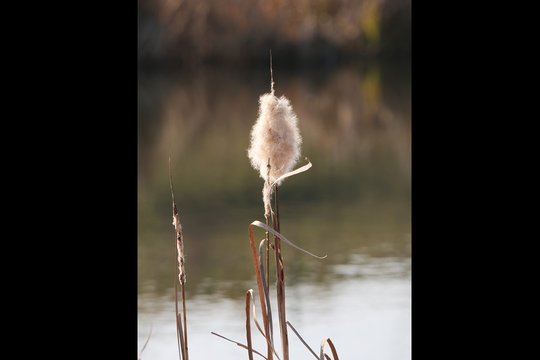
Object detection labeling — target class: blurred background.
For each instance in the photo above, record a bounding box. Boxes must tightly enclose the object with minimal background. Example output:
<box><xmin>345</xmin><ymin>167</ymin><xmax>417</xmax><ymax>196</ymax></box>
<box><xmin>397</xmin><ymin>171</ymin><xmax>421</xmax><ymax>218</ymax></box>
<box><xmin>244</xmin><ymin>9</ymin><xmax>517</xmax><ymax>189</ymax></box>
<box><xmin>138</xmin><ymin>0</ymin><xmax>410</xmax><ymax>359</ymax></box>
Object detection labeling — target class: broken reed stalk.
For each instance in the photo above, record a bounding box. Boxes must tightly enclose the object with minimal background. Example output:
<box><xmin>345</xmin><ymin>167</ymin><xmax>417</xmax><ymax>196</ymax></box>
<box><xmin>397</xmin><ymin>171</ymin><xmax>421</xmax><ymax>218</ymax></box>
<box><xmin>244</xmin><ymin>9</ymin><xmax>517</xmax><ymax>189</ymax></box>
<box><xmin>248</xmin><ymin>224</ymin><xmax>273</xmax><ymax>360</ymax></box>
<box><xmin>246</xmin><ymin>291</ymin><xmax>254</xmax><ymax>360</ymax></box>
<box><xmin>213</xmin><ymin>287</ymin><xmax>280</xmax><ymax>360</ymax></box>
<box><xmin>325</xmin><ymin>339</ymin><xmax>340</xmax><ymax>360</ymax></box>
<box><xmin>169</xmin><ymin>156</ymin><xmax>188</xmax><ymax>360</ymax></box>
<box><xmin>259</xmin><ymin>240</ymin><xmax>273</xmax><ymax>345</ymax></box>
<box><xmin>320</xmin><ymin>339</ymin><xmax>340</xmax><ymax>360</ymax></box>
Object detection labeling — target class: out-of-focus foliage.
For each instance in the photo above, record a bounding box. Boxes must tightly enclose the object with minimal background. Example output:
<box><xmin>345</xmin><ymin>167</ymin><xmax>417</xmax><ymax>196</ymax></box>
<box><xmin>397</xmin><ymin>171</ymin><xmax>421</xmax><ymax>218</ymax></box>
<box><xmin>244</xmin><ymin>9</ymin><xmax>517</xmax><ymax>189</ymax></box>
<box><xmin>139</xmin><ymin>0</ymin><xmax>410</xmax><ymax>67</ymax></box>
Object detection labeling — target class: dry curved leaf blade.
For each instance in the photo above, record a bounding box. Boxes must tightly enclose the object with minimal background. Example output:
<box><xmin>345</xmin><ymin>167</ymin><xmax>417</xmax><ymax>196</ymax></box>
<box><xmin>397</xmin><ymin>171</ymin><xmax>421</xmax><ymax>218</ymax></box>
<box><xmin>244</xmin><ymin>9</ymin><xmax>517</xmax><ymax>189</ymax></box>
<box><xmin>250</xmin><ymin>221</ymin><xmax>327</xmax><ymax>259</ymax></box>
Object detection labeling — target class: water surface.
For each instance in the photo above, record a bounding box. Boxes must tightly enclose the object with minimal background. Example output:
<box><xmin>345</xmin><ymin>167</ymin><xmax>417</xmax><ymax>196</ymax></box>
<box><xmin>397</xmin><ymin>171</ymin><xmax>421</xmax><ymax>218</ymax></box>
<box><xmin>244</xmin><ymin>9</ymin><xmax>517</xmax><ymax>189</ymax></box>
<box><xmin>138</xmin><ymin>62</ymin><xmax>411</xmax><ymax>360</ymax></box>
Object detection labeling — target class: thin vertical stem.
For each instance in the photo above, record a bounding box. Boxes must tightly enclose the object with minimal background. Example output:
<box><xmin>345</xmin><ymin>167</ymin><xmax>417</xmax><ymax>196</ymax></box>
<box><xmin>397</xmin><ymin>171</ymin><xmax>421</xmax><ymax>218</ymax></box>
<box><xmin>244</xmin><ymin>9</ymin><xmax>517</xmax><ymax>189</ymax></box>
<box><xmin>265</xmin><ymin>160</ymin><xmax>274</xmax><ymax>360</ymax></box>
<box><xmin>270</xmin><ymin>49</ymin><xmax>274</xmax><ymax>94</ymax></box>
<box><xmin>170</xmin><ymin>156</ymin><xmax>187</xmax><ymax>360</ymax></box>
<box><xmin>265</xmin><ymin>159</ymin><xmax>271</xmax><ymax>320</ymax></box>
<box><xmin>245</xmin><ymin>291</ymin><xmax>254</xmax><ymax>360</ymax></box>
<box><xmin>265</xmin><ymin>225</ymin><xmax>270</xmax><ymax>298</ymax></box>
<box><xmin>181</xmin><ymin>285</ymin><xmax>188</xmax><ymax>360</ymax></box>
<box><xmin>275</xmin><ymin>185</ymin><xmax>280</xmax><ymax>233</ymax></box>
<box><xmin>248</xmin><ymin>225</ymin><xmax>273</xmax><ymax>360</ymax></box>
<box><xmin>259</xmin><ymin>240</ymin><xmax>274</xmax><ymax>345</ymax></box>
<box><xmin>175</xmin><ymin>282</ymin><xmax>183</xmax><ymax>360</ymax></box>
<box><xmin>273</xmin><ymin>184</ymin><xmax>289</xmax><ymax>360</ymax></box>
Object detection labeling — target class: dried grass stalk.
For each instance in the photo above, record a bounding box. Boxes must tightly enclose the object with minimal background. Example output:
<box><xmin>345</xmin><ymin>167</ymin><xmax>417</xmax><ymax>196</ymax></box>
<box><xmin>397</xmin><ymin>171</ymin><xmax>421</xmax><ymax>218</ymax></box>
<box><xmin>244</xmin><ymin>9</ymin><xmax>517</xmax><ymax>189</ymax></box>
<box><xmin>169</xmin><ymin>156</ymin><xmax>188</xmax><ymax>360</ymax></box>
<box><xmin>246</xmin><ymin>290</ymin><xmax>254</xmax><ymax>360</ymax></box>
<box><xmin>248</xmin><ymin>224</ymin><xmax>273</xmax><ymax>360</ymax></box>
<box><xmin>286</xmin><ymin>321</ymin><xmax>319</xmax><ymax>360</ymax></box>
<box><xmin>211</xmin><ymin>332</ymin><xmax>269</xmax><ymax>360</ymax></box>
<box><xmin>320</xmin><ymin>338</ymin><xmax>340</xmax><ymax>360</ymax></box>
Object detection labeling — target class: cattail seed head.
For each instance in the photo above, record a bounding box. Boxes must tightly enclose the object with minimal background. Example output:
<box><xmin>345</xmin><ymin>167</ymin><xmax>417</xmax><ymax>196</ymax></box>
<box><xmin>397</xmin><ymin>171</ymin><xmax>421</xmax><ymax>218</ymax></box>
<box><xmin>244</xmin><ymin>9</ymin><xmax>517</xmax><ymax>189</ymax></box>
<box><xmin>247</xmin><ymin>91</ymin><xmax>302</xmax><ymax>185</ymax></box>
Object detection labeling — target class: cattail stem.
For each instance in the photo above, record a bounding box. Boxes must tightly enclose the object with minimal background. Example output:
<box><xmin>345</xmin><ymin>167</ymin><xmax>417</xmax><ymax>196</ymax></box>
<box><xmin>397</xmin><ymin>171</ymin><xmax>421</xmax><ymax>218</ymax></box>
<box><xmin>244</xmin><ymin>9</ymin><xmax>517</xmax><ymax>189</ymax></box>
<box><xmin>264</xmin><ymin>214</ymin><xmax>271</xmax><ymax>344</ymax></box>
<box><xmin>265</xmin><ymin>159</ymin><xmax>271</xmax><ymax>319</ymax></box>
<box><xmin>247</xmin><ymin>53</ymin><xmax>302</xmax><ymax>360</ymax></box>
<box><xmin>275</xmin><ymin>185</ymin><xmax>280</xmax><ymax>233</ymax></box>
<box><xmin>264</xmin><ymin>160</ymin><xmax>274</xmax><ymax>360</ymax></box>
<box><xmin>265</xmin><ymin>222</ymin><xmax>270</xmax><ymax>298</ymax></box>
<box><xmin>273</xmin><ymin>184</ymin><xmax>289</xmax><ymax>360</ymax></box>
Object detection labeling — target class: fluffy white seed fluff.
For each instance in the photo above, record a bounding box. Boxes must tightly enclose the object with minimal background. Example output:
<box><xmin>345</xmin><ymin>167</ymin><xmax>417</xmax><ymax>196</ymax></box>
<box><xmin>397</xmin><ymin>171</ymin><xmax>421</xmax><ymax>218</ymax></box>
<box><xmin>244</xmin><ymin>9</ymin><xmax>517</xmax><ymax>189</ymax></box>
<box><xmin>248</xmin><ymin>92</ymin><xmax>302</xmax><ymax>184</ymax></box>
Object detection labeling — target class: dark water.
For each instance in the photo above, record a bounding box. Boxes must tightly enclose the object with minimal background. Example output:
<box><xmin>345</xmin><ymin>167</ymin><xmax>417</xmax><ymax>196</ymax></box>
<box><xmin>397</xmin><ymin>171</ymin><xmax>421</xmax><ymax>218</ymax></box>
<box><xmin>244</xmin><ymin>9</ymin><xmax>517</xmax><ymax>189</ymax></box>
<box><xmin>138</xmin><ymin>62</ymin><xmax>411</xmax><ymax>359</ymax></box>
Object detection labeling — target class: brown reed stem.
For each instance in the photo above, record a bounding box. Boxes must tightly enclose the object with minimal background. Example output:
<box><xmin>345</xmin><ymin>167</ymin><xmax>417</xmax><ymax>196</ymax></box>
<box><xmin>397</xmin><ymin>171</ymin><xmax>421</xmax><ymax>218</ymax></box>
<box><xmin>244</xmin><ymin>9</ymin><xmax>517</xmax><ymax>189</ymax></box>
<box><xmin>248</xmin><ymin>224</ymin><xmax>273</xmax><ymax>360</ymax></box>
<box><xmin>326</xmin><ymin>339</ymin><xmax>340</xmax><ymax>360</ymax></box>
<box><xmin>262</xmin><ymin>159</ymin><xmax>274</xmax><ymax>346</ymax></box>
<box><xmin>265</xmin><ymin>221</ymin><xmax>270</xmax><ymax>308</ymax></box>
<box><xmin>175</xmin><ymin>282</ymin><xmax>183</xmax><ymax>360</ymax></box>
<box><xmin>273</xmin><ymin>184</ymin><xmax>289</xmax><ymax>360</ymax></box>
<box><xmin>265</xmin><ymin>159</ymin><xmax>271</xmax><ymax>329</ymax></box>
<box><xmin>275</xmin><ymin>185</ymin><xmax>280</xmax><ymax>233</ymax></box>
<box><xmin>181</xmin><ymin>284</ymin><xmax>188</xmax><ymax>360</ymax></box>
<box><xmin>246</xmin><ymin>291</ymin><xmax>254</xmax><ymax>360</ymax></box>
<box><xmin>169</xmin><ymin>156</ymin><xmax>188</xmax><ymax>360</ymax></box>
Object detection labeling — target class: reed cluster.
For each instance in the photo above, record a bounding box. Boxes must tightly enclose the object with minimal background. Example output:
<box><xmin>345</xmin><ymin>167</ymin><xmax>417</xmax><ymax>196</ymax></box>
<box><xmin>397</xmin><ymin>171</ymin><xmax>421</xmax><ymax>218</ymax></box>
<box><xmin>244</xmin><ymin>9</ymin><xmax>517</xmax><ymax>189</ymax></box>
<box><xmin>165</xmin><ymin>53</ymin><xmax>340</xmax><ymax>360</ymax></box>
<box><xmin>212</xmin><ymin>53</ymin><xmax>340</xmax><ymax>360</ymax></box>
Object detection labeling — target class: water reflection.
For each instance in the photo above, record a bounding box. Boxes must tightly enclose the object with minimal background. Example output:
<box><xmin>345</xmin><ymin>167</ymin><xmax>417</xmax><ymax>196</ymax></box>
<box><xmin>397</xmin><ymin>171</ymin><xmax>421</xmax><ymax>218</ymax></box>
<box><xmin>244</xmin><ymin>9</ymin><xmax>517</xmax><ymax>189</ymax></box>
<box><xmin>138</xmin><ymin>62</ymin><xmax>410</xmax><ymax>359</ymax></box>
